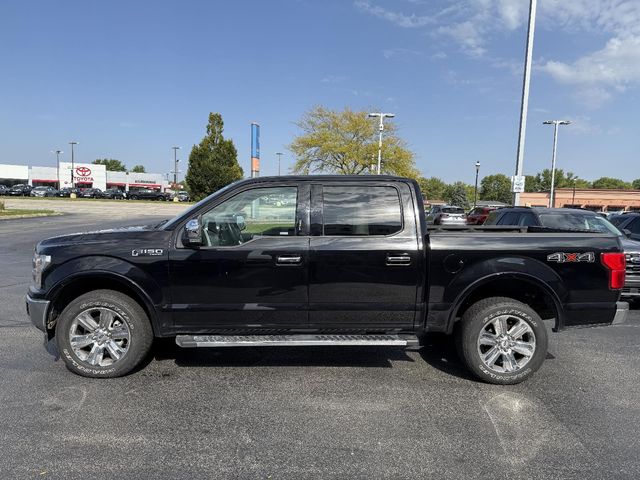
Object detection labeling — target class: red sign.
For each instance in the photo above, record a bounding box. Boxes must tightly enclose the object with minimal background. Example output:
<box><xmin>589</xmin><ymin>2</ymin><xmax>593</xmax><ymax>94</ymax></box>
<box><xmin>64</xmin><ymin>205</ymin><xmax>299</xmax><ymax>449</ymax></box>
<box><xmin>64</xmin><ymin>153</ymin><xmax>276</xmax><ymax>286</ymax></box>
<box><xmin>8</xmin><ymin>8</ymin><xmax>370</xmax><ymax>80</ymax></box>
<box><xmin>76</xmin><ymin>166</ymin><xmax>92</xmax><ymax>176</ymax></box>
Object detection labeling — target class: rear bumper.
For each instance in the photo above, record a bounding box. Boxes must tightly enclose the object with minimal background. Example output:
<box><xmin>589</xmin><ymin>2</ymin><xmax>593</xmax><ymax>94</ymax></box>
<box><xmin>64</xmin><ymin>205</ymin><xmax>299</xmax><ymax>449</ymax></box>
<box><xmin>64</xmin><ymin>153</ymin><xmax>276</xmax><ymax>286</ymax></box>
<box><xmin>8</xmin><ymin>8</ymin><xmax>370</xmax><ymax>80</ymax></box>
<box><xmin>26</xmin><ymin>295</ymin><xmax>50</xmax><ymax>332</ymax></box>
<box><xmin>613</xmin><ymin>301</ymin><xmax>629</xmax><ymax>325</ymax></box>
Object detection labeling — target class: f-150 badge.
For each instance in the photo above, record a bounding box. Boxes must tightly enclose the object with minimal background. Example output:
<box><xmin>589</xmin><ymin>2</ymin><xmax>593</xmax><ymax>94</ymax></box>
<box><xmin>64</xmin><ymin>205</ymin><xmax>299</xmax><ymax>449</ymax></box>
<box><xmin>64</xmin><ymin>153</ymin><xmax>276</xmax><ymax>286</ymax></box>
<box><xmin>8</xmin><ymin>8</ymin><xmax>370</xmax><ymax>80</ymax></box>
<box><xmin>547</xmin><ymin>252</ymin><xmax>595</xmax><ymax>263</ymax></box>
<box><xmin>132</xmin><ymin>249</ymin><xmax>164</xmax><ymax>257</ymax></box>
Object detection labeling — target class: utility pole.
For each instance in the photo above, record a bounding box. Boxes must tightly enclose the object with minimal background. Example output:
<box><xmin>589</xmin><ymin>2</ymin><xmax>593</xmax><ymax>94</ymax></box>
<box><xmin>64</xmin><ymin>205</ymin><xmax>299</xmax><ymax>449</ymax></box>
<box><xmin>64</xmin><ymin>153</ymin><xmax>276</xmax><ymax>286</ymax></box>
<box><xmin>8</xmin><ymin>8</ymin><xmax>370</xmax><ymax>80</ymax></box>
<box><xmin>513</xmin><ymin>0</ymin><xmax>538</xmax><ymax>206</ymax></box>
<box><xmin>51</xmin><ymin>150</ymin><xmax>63</xmax><ymax>188</ymax></box>
<box><xmin>474</xmin><ymin>161</ymin><xmax>481</xmax><ymax>208</ymax></box>
<box><xmin>543</xmin><ymin>120</ymin><xmax>571</xmax><ymax>208</ymax></box>
<box><xmin>276</xmin><ymin>152</ymin><xmax>283</xmax><ymax>176</ymax></box>
<box><xmin>172</xmin><ymin>146</ymin><xmax>180</xmax><ymax>185</ymax></box>
<box><xmin>69</xmin><ymin>141</ymin><xmax>78</xmax><ymax>188</ymax></box>
<box><xmin>368</xmin><ymin>112</ymin><xmax>395</xmax><ymax>174</ymax></box>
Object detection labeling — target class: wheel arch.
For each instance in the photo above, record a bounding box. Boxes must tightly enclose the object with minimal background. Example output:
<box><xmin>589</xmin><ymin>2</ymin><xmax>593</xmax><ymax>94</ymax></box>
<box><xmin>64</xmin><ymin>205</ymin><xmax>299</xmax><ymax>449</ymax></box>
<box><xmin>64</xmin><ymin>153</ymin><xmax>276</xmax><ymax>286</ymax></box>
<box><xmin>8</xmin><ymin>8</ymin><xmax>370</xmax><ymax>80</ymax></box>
<box><xmin>46</xmin><ymin>272</ymin><xmax>160</xmax><ymax>337</ymax></box>
<box><xmin>447</xmin><ymin>273</ymin><xmax>564</xmax><ymax>334</ymax></box>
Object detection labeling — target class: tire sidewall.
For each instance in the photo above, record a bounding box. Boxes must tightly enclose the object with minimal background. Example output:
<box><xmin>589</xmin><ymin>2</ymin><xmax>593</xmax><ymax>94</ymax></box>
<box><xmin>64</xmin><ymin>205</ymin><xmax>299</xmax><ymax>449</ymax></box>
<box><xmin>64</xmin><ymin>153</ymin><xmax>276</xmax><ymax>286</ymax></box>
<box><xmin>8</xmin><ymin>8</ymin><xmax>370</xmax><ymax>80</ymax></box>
<box><xmin>56</xmin><ymin>292</ymin><xmax>151</xmax><ymax>378</ymax></box>
<box><xmin>462</xmin><ymin>303</ymin><xmax>548</xmax><ymax>385</ymax></box>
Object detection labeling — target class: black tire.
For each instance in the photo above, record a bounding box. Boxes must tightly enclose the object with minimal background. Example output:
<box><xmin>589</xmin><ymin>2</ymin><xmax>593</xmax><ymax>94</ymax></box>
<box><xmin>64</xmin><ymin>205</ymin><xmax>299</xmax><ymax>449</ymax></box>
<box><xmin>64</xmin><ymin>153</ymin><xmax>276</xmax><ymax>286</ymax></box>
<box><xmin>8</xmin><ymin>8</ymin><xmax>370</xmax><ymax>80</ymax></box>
<box><xmin>456</xmin><ymin>296</ymin><xmax>548</xmax><ymax>385</ymax></box>
<box><xmin>56</xmin><ymin>289</ymin><xmax>153</xmax><ymax>378</ymax></box>
<box><xmin>130</xmin><ymin>195</ymin><xmax>138</xmax><ymax>200</ymax></box>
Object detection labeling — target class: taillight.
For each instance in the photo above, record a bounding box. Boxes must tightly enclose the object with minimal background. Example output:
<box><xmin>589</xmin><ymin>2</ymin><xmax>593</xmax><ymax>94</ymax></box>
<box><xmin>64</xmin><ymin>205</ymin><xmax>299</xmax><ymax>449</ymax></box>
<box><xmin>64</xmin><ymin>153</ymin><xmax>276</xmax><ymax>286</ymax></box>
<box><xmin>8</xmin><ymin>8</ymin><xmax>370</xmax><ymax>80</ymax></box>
<box><xmin>601</xmin><ymin>252</ymin><xmax>626</xmax><ymax>290</ymax></box>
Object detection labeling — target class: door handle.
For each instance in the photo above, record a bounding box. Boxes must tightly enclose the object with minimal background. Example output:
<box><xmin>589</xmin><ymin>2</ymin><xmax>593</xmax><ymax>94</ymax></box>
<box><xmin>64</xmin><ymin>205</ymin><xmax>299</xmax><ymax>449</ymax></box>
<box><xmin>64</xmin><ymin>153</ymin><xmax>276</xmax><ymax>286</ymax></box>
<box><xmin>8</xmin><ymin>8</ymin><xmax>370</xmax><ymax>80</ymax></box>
<box><xmin>386</xmin><ymin>254</ymin><xmax>411</xmax><ymax>266</ymax></box>
<box><xmin>276</xmin><ymin>255</ymin><xmax>303</xmax><ymax>265</ymax></box>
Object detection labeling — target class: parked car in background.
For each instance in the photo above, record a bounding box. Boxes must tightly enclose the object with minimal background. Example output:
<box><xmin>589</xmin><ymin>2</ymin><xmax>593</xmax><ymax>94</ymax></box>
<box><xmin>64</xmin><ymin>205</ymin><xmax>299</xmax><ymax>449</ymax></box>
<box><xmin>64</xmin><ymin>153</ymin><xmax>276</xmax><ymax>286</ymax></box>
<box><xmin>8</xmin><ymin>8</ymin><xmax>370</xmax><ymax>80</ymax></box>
<box><xmin>128</xmin><ymin>188</ymin><xmax>170</xmax><ymax>201</ymax></box>
<box><xmin>56</xmin><ymin>187</ymin><xmax>81</xmax><ymax>197</ymax></box>
<box><xmin>99</xmin><ymin>188</ymin><xmax>126</xmax><ymax>200</ymax></box>
<box><xmin>610</xmin><ymin>213</ymin><xmax>640</xmax><ymax>241</ymax></box>
<box><xmin>0</xmin><ymin>185</ymin><xmax>8</xmax><ymax>195</ymax></box>
<box><xmin>175</xmin><ymin>191</ymin><xmax>191</xmax><ymax>202</ymax></box>
<box><xmin>485</xmin><ymin>207</ymin><xmax>640</xmax><ymax>303</ymax></box>
<box><xmin>79</xmin><ymin>188</ymin><xmax>102</xmax><ymax>198</ymax></box>
<box><xmin>6</xmin><ymin>184</ymin><xmax>33</xmax><ymax>196</ymax></box>
<box><xmin>426</xmin><ymin>205</ymin><xmax>466</xmax><ymax>225</ymax></box>
<box><xmin>466</xmin><ymin>206</ymin><xmax>497</xmax><ymax>225</ymax></box>
<box><xmin>30</xmin><ymin>186</ymin><xmax>58</xmax><ymax>197</ymax></box>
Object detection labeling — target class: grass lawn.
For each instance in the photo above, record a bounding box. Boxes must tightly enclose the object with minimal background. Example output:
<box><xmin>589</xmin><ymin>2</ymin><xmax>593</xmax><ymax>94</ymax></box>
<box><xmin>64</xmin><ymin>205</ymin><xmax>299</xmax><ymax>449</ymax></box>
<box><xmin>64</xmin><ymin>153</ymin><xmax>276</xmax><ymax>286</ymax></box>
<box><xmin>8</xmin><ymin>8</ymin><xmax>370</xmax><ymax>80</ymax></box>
<box><xmin>0</xmin><ymin>208</ymin><xmax>56</xmax><ymax>217</ymax></box>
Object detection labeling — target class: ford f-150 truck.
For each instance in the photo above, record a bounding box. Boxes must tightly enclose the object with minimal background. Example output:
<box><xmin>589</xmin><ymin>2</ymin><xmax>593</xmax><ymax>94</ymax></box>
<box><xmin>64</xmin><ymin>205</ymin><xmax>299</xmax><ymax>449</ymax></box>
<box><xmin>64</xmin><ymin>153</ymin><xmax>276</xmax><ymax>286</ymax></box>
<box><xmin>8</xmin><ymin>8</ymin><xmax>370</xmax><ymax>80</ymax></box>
<box><xmin>26</xmin><ymin>176</ymin><xmax>629</xmax><ymax>384</ymax></box>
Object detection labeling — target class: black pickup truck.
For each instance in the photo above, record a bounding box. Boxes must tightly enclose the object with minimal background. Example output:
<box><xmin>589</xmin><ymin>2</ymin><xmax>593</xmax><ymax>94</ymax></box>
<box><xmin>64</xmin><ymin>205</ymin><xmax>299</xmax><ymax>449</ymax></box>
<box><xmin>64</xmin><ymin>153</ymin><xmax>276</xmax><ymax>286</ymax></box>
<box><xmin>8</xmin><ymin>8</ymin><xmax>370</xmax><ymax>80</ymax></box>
<box><xmin>26</xmin><ymin>176</ymin><xmax>629</xmax><ymax>384</ymax></box>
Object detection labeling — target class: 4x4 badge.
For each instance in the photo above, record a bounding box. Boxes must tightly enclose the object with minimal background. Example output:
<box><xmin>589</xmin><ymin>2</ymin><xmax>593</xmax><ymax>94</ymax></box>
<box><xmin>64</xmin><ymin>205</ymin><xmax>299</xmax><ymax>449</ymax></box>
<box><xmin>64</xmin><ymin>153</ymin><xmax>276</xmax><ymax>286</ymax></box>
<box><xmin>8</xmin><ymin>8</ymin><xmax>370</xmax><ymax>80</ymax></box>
<box><xmin>547</xmin><ymin>252</ymin><xmax>595</xmax><ymax>263</ymax></box>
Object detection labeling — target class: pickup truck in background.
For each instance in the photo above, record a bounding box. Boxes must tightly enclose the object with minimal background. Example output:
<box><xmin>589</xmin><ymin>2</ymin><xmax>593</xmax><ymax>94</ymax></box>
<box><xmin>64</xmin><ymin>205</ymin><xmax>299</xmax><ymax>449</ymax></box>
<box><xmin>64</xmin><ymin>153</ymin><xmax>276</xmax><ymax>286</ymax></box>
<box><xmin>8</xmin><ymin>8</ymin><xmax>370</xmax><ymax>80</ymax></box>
<box><xmin>26</xmin><ymin>176</ymin><xmax>628</xmax><ymax>384</ymax></box>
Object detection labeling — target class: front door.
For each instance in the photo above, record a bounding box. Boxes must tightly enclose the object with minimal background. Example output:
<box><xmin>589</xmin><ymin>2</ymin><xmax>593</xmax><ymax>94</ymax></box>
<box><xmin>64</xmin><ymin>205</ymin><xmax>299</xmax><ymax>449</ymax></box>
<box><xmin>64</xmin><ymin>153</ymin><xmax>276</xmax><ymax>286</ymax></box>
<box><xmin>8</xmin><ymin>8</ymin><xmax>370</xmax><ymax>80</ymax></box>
<box><xmin>169</xmin><ymin>184</ymin><xmax>310</xmax><ymax>330</ymax></box>
<box><xmin>308</xmin><ymin>182</ymin><xmax>420</xmax><ymax>330</ymax></box>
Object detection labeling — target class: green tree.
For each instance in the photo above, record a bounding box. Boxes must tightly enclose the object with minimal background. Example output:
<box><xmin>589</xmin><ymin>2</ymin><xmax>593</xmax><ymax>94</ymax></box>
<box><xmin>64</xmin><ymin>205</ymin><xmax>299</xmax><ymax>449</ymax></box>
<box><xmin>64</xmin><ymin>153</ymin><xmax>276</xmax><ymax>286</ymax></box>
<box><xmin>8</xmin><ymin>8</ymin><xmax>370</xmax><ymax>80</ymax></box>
<box><xmin>531</xmin><ymin>169</ymin><xmax>589</xmax><ymax>191</ymax></box>
<box><xmin>130</xmin><ymin>165</ymin><xmax>146</xmax><ymax>173</ymax></box>
<box><xmin>444</xmin><ymin>181</ymin><xmax>471</xmax><ymax>209</ymax></box>
<box><xmin>479</xmin><ymin>174</ymin><xmax>512</xmax><ymax>203</ymax></box>
<box><xmin>417</xmin><ymin>177</ymin><xmax>447</xmax><ymax>201</ymax></box>
<box><xmin>633</xmin><ymin>179</ymin><xmax>640</xmax><ymax>190</ymax></box>
<box><xmin>93</xmin><ymin>158</ymin><xmax>127</xmax><ymax>171</ymax></box>
<box><xmin>524</xmin><ymin>175</ymin><xmax>538</xmax><ymax>192</ymax></box>
<box><xmin>289</xmin><ymin>106</ymin><xmax>418</xmax><ymax>176</ymax></box>
<box><xmin>185</xmin><ymin>112</ymin><xmax>244</xmax><ymax>201</ymax></box>
<box><xmin>591</xmin><ymin>177</ymin><xmax>631</xmax><ymax>190</ymax></box>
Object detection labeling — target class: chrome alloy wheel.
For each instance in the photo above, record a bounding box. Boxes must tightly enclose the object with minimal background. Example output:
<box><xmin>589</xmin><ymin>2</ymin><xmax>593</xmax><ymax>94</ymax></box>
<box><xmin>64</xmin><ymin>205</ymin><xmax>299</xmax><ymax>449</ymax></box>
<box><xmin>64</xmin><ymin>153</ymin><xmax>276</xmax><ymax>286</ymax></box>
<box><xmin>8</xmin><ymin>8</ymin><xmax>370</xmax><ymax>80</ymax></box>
<box><xmin>477</xmin><ymin>315</ymin><xmax>536</xmax><ymax>374</ymax></box>
<box><xmin>69</xmin><ymin>307</ymin><xmax>131</xmax><ymax>367</ymax></box>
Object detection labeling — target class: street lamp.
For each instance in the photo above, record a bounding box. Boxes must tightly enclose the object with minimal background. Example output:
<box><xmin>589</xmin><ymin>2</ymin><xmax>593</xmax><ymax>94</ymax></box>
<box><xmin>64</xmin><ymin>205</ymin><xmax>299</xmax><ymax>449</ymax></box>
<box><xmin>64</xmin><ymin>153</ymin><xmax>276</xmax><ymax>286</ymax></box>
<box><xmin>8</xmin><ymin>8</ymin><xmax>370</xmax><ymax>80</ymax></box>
<box><xmin>474</xmin><ymin>161</ymin><xmax>481</xmax><ymax>208</ymax></box>
<box><xmin>276</xmin><ymin>152</ymin><xmax>283</xmax><ymax>176</ymax></box>
<box><xmin>172</xmin><ymin>146</ymin><xmax>180</xmax><ymax>185</ymax></box>
<box><xmin>543</xmin><ymin>120</ymin><xmax>571</xmax><ymax>208</ymax></box>
<box><xmin>368</xmin><ymin>112</ymin><xmax>395</xmax><ymax>175</ymax></box>
<box><xmin>51</xmin><ymin>150</ymin><xmax>63</xmax><ymax>189</ymax></box>
<box><xmin>69</xmin><ymin>141</ymin><xmax>79</xmax><ymax>188</ymax></box>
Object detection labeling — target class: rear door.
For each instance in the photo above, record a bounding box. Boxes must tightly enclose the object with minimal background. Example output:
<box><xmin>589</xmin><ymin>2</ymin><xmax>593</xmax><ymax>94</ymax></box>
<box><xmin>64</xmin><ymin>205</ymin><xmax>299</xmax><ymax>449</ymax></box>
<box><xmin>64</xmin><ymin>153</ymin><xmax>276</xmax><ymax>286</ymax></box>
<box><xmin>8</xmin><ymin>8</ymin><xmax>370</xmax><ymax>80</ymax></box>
<box><xmin>308</xmin><ymin>181</ymin><xmax>420</xmax><ymax>330</ymax></box>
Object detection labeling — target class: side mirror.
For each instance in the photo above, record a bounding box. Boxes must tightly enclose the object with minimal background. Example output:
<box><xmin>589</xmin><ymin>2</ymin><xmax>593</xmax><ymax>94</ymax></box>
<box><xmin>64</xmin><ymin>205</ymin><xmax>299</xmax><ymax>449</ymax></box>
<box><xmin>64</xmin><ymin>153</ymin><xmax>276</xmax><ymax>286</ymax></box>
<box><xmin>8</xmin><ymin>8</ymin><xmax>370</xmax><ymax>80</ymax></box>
<box><xmin>622</xmin><ymin>228</ymin><xmax>632</xmax><ymax>238</ymax></box>
<box><xmin>184</xmin><ymin>217</ymin><xmax>203</xmax><ymax>247</ymax></box>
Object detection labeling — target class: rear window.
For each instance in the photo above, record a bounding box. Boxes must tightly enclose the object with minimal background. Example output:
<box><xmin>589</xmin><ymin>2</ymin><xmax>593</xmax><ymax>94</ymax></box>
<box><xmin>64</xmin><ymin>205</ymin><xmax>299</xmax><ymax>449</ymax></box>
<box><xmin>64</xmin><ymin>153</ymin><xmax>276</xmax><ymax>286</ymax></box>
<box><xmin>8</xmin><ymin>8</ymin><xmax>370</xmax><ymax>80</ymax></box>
<box><xmin>323</xmin><ymin>186</ymin><xmax>402</xmax><ymax>236</ymax></box>
<box><xmin>442</xmin><ymin>207</ymin><xmax>464</xmax><ymax>214</ymax></box>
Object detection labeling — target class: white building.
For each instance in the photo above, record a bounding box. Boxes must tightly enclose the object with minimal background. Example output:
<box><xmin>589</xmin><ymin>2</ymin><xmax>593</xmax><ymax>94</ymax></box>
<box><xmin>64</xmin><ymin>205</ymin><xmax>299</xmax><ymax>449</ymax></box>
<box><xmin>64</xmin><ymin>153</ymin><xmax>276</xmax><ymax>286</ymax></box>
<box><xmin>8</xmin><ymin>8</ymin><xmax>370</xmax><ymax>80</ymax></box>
<box><xmin>0</xmin><ymin>162</ymin><xmax>169</xmax><ymax>192</ymax></box>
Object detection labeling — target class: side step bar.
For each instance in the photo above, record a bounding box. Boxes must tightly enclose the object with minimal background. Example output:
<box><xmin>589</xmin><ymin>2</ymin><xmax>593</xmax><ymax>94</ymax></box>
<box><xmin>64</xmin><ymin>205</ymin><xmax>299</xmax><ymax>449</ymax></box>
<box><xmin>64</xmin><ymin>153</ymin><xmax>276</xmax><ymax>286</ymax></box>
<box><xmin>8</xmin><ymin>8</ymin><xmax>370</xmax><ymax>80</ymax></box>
<box><xmin>175</xmin><ymin>334</ymin><xmax>419</xmax><ymax>348</ymax></box>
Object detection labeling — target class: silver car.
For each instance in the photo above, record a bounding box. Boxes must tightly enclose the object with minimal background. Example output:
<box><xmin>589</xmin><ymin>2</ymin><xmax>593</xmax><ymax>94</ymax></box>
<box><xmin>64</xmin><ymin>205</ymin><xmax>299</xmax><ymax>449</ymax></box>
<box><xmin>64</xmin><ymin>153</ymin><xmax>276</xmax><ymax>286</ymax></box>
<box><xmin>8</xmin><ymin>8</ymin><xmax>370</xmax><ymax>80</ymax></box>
<box><xmin>426</xmin><ymin>205</ymin><xmax>467</xmax><ymax>225</ymax></box>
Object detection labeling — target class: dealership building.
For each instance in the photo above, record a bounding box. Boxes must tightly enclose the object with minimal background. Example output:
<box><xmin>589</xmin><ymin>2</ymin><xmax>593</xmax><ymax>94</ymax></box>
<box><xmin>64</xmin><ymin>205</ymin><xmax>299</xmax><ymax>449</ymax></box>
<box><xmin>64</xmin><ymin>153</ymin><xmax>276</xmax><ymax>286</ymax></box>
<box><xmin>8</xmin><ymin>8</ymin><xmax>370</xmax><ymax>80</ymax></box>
<box><xmin>0</xmin><ymin>163</ymin><xmax>170</xmax><ymax>191</ymax></box>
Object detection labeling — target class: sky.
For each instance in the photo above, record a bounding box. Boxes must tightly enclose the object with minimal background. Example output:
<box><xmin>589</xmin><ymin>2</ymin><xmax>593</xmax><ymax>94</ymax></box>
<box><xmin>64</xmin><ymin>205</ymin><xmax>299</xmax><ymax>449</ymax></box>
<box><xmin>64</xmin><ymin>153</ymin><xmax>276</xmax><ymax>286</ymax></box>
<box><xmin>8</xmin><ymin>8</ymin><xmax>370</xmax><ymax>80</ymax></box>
<box><xmin>1</xmin><ymin>0</ymin><xmax>638</xmax><ymax>185</ymax></box>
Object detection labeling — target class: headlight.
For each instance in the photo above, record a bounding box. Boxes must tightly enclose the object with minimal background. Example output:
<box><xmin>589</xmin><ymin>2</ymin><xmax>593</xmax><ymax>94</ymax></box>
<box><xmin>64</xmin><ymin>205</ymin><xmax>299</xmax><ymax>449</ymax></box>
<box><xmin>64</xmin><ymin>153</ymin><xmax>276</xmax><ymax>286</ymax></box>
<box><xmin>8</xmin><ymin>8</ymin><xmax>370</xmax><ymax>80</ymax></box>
<box><xmin>32</xmin><ymin>252</ymin><xmax>51</xmax><ymax>288</ymax></box>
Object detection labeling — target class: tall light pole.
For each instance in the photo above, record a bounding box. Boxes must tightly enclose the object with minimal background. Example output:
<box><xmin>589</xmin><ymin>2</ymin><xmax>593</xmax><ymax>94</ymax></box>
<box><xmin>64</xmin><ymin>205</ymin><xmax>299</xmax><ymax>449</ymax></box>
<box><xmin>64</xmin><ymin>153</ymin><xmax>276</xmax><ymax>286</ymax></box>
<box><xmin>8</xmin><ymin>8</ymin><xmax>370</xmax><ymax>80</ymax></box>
<box><xmin>276</xmin><ymin>152</ymin><xmax>283</xmax><ymax>176</ymax></box>
<box><xmin>69</xmin><ymin>141</ymin><xmax>78</xmax><ymax>188</ymax></box>
<box><xmin>543</xmin><ymin>120</ymin><xmax>571</xmax><ymax>208</ymax></box>
<box><xmin>474</xmin><ymin>161</ymin><xmax>481</xmax><ymax>208</ymax></box>
<box><xmin>513</xmin><ymin>0</ymin><xmax>538</xmax><ymax>206</ymax></box>
<box><xmin>51</xmin><ymin>150</ymin><xmax>63</xmax><ymax>188</ymax></box>
<box><xmin>172</xmin><ymin>146</ymin><xmax>180</xmax><ymax>185</ymax></box>
<box><xmin>368</xmin><ymin>112</ymin><xmax>395</xmax><ymax>175</ymax></box>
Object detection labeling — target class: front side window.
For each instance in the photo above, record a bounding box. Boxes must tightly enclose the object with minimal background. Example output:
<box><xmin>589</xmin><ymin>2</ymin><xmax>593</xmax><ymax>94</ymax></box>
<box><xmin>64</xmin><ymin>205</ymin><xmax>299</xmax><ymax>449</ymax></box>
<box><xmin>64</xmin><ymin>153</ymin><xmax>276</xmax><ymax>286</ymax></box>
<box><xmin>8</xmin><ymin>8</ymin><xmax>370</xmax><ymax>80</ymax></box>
<box><xmin>201</xmin><ymin>186</ymin><xmax>298</xmax><ymax>246</ymax></box>
<box><xmin>322</xmin><ymin>186</ymin><xmax>402</xmax><ymax>236</ymax></box>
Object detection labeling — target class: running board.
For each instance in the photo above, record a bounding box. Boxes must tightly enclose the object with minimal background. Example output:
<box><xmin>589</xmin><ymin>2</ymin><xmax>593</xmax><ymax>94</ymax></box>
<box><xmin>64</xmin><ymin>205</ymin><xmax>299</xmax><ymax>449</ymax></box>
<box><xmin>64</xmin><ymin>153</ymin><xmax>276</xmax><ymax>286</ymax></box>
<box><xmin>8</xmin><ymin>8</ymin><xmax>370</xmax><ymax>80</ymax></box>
<box><xmin>175</xmin><ymin>334</ymin><xmax>419</xmax><ymax>348</ymax></box>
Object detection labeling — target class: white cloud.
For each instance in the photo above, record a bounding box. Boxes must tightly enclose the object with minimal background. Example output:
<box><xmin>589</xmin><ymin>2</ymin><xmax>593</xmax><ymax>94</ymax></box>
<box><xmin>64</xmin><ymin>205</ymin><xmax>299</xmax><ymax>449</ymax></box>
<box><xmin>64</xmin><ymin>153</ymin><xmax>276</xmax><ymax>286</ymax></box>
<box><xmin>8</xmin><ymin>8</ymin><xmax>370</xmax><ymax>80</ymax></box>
<box><xmin>321</xmin><ymin>75</ymin><xmax>348</xmax><ymax>84</ymax></box>
<box><xmin>354</xmin><ymin>0</ymin><xmax>640</xmax><ymax>105</ymax></box>
<box><xmin>354</xmin><ymin>1</ymin><xmax>434</xmax><ymax>28</ymax></box>
<box><xmin>541</xmin><ymin>35</ymin><xmax>640</xmax><ymax>107</ymax></box>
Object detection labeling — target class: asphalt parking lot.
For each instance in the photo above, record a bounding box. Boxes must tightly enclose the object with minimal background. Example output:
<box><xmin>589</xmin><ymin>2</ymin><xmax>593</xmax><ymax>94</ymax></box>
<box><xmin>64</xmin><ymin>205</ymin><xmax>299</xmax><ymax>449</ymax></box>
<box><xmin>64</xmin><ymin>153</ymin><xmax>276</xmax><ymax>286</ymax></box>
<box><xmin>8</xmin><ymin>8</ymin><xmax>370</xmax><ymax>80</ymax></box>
<box><xmin>1</xmin><ymin>207</ymin><xmax>640</xmax><ymax>479</ymax></box>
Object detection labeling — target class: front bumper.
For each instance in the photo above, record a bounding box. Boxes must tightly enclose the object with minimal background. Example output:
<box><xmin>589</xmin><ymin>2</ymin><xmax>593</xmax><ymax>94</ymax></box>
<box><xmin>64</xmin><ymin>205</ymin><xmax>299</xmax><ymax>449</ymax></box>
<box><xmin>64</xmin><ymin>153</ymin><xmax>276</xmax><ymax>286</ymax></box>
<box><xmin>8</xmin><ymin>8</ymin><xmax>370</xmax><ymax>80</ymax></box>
<box><xmin>26</xmin><ymin>295</ymin><xmax>50</xmax><ymax>332</ymax></box>
<box><xmin>621</xmin><ymin>275</ymin><xmax>640</xmax><ymax>298</ymax></box>
<box><xmin>613</xmin><ymin>301</ymin><xmax>629</xmax><ymax>325</ymax></box>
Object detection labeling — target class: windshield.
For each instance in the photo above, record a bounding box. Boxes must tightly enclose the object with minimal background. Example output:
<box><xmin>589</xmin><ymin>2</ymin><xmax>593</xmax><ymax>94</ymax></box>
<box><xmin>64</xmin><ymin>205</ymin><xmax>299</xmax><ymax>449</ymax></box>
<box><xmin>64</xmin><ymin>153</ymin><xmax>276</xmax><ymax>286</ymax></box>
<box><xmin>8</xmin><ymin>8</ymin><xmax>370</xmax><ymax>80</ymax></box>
<box><xmin>538</xmin><ymin>213</ymin><xmax>623</xmax><ymax>235</ymax></box>
<box><xmin>161</xmin><ymin>180</ymin><xmax>243</xmax><ymax>230</ymax></box>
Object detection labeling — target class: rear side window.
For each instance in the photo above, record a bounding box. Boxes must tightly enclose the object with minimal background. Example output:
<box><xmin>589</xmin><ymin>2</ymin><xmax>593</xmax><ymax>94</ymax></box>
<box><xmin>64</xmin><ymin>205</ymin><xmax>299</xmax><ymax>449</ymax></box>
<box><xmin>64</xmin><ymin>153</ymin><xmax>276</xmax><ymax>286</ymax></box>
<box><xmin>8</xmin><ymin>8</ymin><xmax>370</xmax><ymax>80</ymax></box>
<box><xmin>519</xmin><ymin>213</ymin><xmax>538</xmax><ymax>226</ymax></box>
<box><xmin>497</xmin><ymin>212</ymin><xmax>520</xmax><ymax>225</ymax></box>
<box><xmin>484</xmin><ymin>211</ymin><xmax>499</xmax><ymax>225</ymax></box>
<box><xmin>442</xmin><ymin>207</ymin><xmax>464</xmax><ymax>214</ymax></box>
<box><xmin>630</xmin><ymin>219</ymin><xmax>640</xmax><ymax>234</ymax></box>
<box><xmin>323</xmin><ymin>186</ymin><xmax>402</xmax><ymax>236</ymax></box>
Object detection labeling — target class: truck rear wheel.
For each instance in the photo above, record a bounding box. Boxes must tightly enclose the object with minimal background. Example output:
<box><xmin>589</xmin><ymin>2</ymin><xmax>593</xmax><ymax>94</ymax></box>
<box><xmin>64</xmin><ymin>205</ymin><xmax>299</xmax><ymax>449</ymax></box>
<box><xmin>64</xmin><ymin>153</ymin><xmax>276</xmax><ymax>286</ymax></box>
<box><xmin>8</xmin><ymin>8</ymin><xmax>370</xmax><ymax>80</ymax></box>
<box><xmin>56</xmin><ymin>289</ymin><xmax>153</xmax><ymax>378</ymax></box>
<box><xmin>456</xmin><ymin>297</ymin><xmax>548</xmax><ymax>384</ymax></box>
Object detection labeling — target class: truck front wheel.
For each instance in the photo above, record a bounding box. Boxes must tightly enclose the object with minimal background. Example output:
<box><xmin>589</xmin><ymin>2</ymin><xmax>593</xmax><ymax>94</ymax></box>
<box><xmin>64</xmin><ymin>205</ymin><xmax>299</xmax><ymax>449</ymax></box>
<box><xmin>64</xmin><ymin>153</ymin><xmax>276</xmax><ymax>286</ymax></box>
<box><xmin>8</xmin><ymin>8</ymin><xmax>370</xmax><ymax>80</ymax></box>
<box><xmin>456</xmin><ymin>297</ymin><xmax>548</xmax><ymax>384</ymax></box>
<box><xmin>56</xmin><ymin>289</ymin><xmax>153</xmax><ymax>378</ymax></box>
